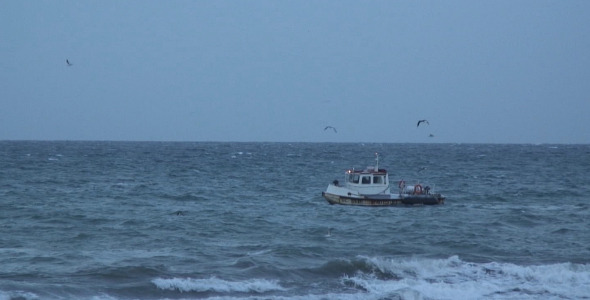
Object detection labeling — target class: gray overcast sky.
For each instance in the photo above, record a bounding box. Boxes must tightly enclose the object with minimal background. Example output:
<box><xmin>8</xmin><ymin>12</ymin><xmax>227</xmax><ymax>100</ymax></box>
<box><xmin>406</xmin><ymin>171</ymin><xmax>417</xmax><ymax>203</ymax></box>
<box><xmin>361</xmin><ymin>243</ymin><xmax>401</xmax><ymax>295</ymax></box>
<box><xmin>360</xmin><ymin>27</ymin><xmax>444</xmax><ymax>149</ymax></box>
<box><xmin>1</xmin><ymin>1</ymin><xmax>589</xmax><ymax>144</ymax></box>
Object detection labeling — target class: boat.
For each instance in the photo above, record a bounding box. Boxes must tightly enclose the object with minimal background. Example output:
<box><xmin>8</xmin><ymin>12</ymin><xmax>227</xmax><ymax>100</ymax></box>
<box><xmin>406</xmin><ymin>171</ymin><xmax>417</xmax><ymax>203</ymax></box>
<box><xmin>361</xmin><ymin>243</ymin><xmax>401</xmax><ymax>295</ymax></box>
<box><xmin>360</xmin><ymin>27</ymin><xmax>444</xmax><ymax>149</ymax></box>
<box><xmin>322</xmin><ymin>153</ymin><xmax>445</xmax><ymax>206</ymax></box>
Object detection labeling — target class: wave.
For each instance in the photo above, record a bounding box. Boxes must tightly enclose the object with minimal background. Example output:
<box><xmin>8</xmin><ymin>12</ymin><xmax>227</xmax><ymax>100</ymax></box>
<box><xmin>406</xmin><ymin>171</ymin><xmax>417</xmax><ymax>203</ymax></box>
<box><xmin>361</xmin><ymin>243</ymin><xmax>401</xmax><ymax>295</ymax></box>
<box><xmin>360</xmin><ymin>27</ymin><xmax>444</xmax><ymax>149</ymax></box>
<box><xmin>0</xmin><ymin>291</ymin><xmax>40</xmax><ymax>300</ymax></box>
<box><xmin>152</xmin><ymin>276</ymin><xmax>286</xmax><ymax>294</ymax></box>
<box><xmin>340</xmin><ymin>255</ymin><xmax>590</xmax><ymax>299</ymax></box>
<box><xmin>2</xmin><ymin>257</ymin><xmax>589</xmax><ymax>300</ymax></box>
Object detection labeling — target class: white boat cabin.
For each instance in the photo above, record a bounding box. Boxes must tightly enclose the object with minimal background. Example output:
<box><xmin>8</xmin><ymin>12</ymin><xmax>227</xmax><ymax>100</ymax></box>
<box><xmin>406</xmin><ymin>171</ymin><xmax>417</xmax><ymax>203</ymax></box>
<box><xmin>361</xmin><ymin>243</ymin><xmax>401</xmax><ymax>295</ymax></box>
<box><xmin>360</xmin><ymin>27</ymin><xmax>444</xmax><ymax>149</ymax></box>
<box><xmin>342</xmin><ymin>167</ymin><xmax>391</xmax><ymax>195</ymax></box>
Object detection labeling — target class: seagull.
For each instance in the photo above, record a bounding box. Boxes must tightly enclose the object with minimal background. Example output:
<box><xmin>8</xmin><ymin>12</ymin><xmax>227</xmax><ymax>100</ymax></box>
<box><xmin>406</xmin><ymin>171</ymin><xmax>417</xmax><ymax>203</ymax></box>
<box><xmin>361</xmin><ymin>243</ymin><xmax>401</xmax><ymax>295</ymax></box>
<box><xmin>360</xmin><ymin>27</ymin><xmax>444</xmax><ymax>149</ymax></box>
<box><xmin>324</xmin><ymin>126</ymin><xmax>337</xmax><ymax>133</ymax></box>
<box><xmin>417</xmin><ymin>120</ymin><xmax>429</xmax><ymax>127</ymax></box>
<box><xmin>66</xmin><ymin>59</ymin><xmax>73</xmax><ymax>66</ymax></box>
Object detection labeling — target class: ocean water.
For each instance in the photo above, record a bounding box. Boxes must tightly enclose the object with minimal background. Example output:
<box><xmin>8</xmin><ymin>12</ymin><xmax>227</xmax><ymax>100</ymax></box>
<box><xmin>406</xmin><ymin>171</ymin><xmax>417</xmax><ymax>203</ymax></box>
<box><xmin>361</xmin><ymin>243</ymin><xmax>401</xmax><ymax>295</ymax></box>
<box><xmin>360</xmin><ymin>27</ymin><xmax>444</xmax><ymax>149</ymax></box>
<box><xmin>1</xmin><ymin>141</ymin><xmax>589</xmax><ymax>300</ymax></box>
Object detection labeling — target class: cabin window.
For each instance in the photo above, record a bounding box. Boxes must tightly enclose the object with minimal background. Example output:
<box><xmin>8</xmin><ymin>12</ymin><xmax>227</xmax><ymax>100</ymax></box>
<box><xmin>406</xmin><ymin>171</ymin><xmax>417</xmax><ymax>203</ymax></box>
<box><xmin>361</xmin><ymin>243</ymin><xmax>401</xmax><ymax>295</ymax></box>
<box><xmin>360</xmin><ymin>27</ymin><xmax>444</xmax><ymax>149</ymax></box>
<box><xmin>373</xmin><ymin>176</ymin><xmax>382</xmax><ymax>184</ymax></box>
<box><xmin>349</xmin><ymin>174</ymin><xmax>360</xmax><ymax>183</ymax></box>
<box><xmin>361</xmin><ymin>176</ymin><xmax>371</xmax><ymax>184</ymax></box>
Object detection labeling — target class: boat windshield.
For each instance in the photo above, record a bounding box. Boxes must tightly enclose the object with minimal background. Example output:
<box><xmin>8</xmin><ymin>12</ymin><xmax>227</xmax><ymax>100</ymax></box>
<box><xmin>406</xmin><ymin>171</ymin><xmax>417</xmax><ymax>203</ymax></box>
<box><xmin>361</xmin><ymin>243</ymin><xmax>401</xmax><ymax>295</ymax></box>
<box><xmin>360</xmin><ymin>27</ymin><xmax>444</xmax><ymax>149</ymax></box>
<box><xmin>347</xmin><ymin>173</ymin><xmax>360</xmax><ymax>184</ymax></box>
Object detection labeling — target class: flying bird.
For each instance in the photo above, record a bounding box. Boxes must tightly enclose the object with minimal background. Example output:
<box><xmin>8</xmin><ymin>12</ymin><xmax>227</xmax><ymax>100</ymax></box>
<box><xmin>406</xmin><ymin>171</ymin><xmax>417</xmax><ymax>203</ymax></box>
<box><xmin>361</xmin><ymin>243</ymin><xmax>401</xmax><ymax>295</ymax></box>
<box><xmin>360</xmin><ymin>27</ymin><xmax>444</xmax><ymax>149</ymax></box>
<box><xmin>429</xmin><ymin>134</ymin><xmax>435</xmax><ymax>137</ymax></box>
<box><xmin>66</xmin><ymin>59</ymin><xmax>73</xmax><ymax>66</ymax></box>
<box><xmin>324</xmin><ymin>126</ymin><xmax>337</xmax><ymax>133</ymax></box>
<box><xmin>417</xmin><ymin>120</ymin><xmax>429</xmax><ymax>127</ymax></box>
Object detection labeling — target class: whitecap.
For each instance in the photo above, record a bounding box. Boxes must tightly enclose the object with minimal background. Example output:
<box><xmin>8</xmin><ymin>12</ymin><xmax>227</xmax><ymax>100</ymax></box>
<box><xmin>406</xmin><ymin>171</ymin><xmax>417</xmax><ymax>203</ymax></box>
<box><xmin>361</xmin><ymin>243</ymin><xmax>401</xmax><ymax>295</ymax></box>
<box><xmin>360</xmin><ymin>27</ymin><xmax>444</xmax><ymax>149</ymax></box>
<box><xmin>0</xmin><ymin>290</ymin><xmax>39</xmax><ymax>300</ymax></box>
<box><xmin>247</xmin><ymin>249</ymin><xmax>272</xmax><ymax>256</ymax></box>
<box><xmin>343</xmin><ymin>255</ymin><xmax>590</xmax><ymax>299</ymax></box>
<box><xmin>152</xmin><ymin>276</ymin><xmax>286</xmax><ymax>293</ymax></box>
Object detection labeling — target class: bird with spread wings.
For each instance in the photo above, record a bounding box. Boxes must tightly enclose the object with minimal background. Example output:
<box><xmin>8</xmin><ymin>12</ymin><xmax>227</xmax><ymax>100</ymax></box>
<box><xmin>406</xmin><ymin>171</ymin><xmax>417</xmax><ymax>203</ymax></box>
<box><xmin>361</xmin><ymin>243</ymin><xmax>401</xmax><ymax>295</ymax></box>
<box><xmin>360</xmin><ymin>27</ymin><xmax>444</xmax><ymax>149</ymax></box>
<box><xmin>324</xmin><ymin>126</ymin><xmax>337</xmax><ymax>133</ymax></box>
<box><xmin>417</xmin><ymin>120</ymin><xmax>429</xmax><ymax>127</ymax></box>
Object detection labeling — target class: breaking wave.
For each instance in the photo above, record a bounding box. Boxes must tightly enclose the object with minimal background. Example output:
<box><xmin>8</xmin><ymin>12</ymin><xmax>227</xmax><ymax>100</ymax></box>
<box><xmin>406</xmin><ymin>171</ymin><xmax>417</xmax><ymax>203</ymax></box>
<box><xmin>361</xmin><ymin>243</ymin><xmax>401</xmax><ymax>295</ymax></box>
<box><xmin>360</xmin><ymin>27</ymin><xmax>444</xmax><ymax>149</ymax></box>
<box><xmin>152</xmin><ymin>276</ymin><xmax>286</xmax><ymax>294</ymax></box>
<box><xmin>341</xmin><ymin>255</ymin><xmax>590</xmax><ymax>299</ymax></box>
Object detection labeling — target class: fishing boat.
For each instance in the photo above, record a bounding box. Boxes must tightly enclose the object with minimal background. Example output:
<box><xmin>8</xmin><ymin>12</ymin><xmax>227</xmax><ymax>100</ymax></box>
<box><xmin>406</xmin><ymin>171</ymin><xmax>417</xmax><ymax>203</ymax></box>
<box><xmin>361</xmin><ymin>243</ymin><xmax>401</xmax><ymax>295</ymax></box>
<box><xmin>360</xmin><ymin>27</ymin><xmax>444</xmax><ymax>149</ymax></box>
<box><xmin>322</xmin><ymin>153</ymin><xmax>445</xmax><ymax>206</ymax></box>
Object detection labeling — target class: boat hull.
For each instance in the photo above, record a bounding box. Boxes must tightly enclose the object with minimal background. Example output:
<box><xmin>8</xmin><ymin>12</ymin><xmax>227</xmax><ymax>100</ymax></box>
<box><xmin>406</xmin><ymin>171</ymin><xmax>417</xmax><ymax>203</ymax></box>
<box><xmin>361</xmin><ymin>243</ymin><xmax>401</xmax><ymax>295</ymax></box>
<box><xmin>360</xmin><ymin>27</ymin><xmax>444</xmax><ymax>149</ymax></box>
<box><xmin>322</xmin><ymin>192</ymin><xmax>445</xmax><ymax>206</ymax></box>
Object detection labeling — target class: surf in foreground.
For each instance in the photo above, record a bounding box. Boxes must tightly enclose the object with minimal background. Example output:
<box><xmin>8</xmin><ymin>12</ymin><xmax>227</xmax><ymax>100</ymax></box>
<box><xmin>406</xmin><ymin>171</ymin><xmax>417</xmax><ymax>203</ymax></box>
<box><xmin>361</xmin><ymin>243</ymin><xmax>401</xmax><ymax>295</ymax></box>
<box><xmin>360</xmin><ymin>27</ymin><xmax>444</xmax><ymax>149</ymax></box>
<box><xmin>2</xmin><ymin>256</ymin><xmax>589</xmax><ymax>299</ymax></box>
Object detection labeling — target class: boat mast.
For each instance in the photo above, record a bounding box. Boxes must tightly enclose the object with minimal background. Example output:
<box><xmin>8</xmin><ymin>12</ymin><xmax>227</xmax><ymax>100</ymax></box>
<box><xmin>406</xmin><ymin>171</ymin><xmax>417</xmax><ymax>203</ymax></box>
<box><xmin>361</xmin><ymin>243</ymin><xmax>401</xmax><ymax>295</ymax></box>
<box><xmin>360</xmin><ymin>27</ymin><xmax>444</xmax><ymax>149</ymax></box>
<box><xmin>375</xmin><ymin>152</ymin><xmax>379</xmax><ymax>171</ymax></box>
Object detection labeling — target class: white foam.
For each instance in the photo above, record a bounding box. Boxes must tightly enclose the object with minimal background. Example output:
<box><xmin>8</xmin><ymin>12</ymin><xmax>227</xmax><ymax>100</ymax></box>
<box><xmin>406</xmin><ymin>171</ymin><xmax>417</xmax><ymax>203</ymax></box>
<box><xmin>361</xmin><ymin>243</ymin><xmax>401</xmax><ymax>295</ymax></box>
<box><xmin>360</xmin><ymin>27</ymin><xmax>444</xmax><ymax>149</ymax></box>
<box><xmin>247</xmin><ymin>248</ymin><xmax>272</xmax><ymax>256</ymax></box>
<box><xmin>0</xmin><ymin>290</ymin><xmax>40</xmax><ymax>300</ymax></box>
<box><xmin>343</xmin><ymin>256</ymin><xmax>590</xmax><ymax>299</ymax></box>
<box><xmin>152</xmin><ymin>276</ymin><xmax>286</xmax><ymax>293</ymax></box>
<box><xmin>189</xmin><ymin>293</ymin><xmax>406</xmax><ymax>300</ymax></box>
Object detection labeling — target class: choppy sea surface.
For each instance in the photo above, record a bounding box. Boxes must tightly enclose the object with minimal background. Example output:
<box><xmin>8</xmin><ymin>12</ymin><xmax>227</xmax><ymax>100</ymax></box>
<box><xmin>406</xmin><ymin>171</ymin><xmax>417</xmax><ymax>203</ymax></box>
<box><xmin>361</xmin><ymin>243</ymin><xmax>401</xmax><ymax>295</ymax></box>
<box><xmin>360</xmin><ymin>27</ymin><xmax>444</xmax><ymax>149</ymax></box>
<box><xmin>1</xmin><ymin>141</ymin><xmax>589</xmax><ymax>300</ymax></box>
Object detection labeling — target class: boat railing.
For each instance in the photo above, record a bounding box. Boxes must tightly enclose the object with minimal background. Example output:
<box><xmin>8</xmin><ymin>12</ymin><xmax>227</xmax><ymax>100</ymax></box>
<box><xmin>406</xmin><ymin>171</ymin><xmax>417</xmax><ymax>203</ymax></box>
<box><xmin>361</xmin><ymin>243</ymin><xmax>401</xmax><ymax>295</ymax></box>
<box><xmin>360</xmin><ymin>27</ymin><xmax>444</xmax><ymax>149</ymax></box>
<box><xmin>397</xmin><ymin>180</ymin><xmax>439</xmax><ymax>196</ymax></box>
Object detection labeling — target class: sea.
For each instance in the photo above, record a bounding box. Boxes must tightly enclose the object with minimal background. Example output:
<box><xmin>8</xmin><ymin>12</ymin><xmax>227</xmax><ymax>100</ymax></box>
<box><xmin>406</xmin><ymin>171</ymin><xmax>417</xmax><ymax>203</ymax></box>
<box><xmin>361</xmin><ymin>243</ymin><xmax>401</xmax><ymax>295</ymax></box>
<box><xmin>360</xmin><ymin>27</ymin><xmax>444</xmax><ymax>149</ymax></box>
<box><xmin>1</xmin><ymin>141</ymin><xmax>589</xmax><ymax>300</ymax></box>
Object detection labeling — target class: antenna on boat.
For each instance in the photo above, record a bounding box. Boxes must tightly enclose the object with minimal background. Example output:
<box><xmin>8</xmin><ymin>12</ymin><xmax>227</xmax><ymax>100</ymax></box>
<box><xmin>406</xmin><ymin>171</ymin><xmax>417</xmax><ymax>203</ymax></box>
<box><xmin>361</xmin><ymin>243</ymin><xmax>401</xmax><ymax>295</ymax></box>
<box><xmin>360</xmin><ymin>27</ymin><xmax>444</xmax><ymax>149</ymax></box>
<box><xmin>375</xmin><ymin>152</ymin><xmax>379</xmax><ymax>171</ymax></box>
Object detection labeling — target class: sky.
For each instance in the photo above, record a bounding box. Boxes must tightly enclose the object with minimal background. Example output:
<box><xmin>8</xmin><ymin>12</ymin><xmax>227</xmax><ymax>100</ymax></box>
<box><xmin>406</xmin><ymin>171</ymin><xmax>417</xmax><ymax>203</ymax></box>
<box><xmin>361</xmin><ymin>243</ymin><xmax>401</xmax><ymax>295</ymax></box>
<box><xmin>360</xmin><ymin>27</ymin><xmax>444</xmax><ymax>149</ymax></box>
<box><xmin>1</xmin><ymin>1</ymin><xmax>589</xmax><ymax>144</ymax></box>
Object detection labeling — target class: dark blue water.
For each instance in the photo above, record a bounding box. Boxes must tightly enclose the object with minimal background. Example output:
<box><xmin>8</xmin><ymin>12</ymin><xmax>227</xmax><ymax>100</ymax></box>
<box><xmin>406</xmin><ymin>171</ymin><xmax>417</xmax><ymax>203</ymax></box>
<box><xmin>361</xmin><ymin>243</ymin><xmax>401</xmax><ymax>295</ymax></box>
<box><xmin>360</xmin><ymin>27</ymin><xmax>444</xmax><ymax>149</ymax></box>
<box><xmin>1</xmin><ymin>141</ymin><xmax>589</xmax><ymax>300</ymax></box>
